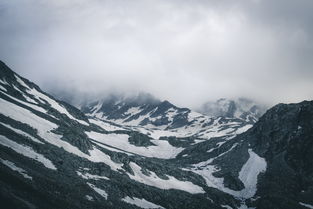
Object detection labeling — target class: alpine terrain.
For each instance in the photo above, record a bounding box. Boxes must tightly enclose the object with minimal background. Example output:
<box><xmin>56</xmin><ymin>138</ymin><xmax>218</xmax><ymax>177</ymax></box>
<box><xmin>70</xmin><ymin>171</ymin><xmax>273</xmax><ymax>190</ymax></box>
<box><xmin>0</xmin><ymin>60</ymin><xmax>312</xmax><ymax>209</ymax></box>
<box><xmin>198</xmin><ymin>98</ymin><xmax>267</xmax><ymax>124</ymax></box>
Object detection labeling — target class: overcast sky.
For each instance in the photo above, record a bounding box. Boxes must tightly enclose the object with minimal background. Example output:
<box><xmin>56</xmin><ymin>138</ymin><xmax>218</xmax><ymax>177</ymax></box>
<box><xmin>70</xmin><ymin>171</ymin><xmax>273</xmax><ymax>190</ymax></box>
<box><xmin>0</xmin><ymin>0</ymin><xmax>313</xmax><ymax>108</ymax></box>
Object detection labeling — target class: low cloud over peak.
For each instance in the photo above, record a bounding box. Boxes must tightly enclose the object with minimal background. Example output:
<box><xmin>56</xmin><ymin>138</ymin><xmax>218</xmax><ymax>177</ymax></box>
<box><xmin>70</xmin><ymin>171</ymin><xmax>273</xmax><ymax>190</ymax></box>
<box><xmin>0</xmin><ymin>0</ymin><xmax>312</xmax><ymax>108</ymax></box>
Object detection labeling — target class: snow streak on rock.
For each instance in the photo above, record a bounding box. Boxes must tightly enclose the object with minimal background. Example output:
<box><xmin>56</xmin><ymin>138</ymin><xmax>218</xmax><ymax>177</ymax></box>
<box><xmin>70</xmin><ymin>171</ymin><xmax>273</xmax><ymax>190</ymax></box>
<box><xmin>122</xmin><ymin>196</ymin><xmax>165</xmax><ymax>209</ymax></box>
<box><xmin>127</xmin><ymin>162</ymin><xmax>204</xmax><ymax>194</ymax></box>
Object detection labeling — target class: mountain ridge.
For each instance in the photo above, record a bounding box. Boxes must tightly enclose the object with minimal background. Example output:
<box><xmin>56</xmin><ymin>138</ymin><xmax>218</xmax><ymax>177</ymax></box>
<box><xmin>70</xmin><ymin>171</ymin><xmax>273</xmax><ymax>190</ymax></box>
<box><xmin>198</xmin><ymin>98</ymin><xmax>267</xmax><ymax>123</ymax></box>
<box><xmin>81</xmin><ymin>94</ymin><xmax>253</xmax><ymax>141</ymax></box>
<box><xmin>0</xmin><ymin>60</ymin><xmax>312</xmax><ymax>209</ymax></box>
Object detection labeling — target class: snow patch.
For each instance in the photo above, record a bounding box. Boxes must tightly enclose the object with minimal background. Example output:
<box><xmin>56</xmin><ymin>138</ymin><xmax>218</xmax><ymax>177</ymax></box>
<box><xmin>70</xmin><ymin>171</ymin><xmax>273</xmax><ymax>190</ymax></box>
<box><xmin>188</xmin><ymin>147</ymin><xmax>265</xmax><ymax>199</ymax></box>
<box><xmin>85</xmin><ymin>195</ymin><xmax>94</xmax><ymax>201</ymax></box>
<box><xmin>0</xmin><ymin>91</ymin><xmax>46</xmax><ymax>113</ymax></box>
<box><xmin>207</xmin><ymin>148</ymin><xmax>215</xmax><ymax>153</ymax></box>
<box><xmin>0</xmin><ymin>135</ymin><xmax>56</xmax><ymax>170</ymax></box>
<box><xmin>124</xmin><ymin>107</ymin><xmax>142</xmax><ymax>116</ymax></box>
<box><xmin>122</xmin><ymin>196</ymin><xmax>165</xmax><ymax>209</ymax></box>
<box><xmin>0</xmin><ymin>97</ymin><xmax>122</xmax><ymax>171</ymax></box>
<box><xmin>189</xmin><ymin>162</ymin><xmax>236</xmax><ymax>195</ymax></box>
<box><xmin>0</xmin><ymin>122</ymin><xmax>44</xmax><ymax>144</ymax></box>
<box><xmin>26</xmin><ymin>88</ymin><xmax>89</xmax><ymax>125</ymax></box>
<box><xmin>0</xmin><ymin>85</ymin><xmax>6</xmax><ymax>92</ymax></box>
<box><xmin>128</xmin><ymin>162</ymin><xmax>204</xmax><ymax>194</ymax></box>
<box><xmin>188</xmin><ymin>111</ymin><xmax>204</xmax><ymax>122</ymax></box>
<box><xmin>238</xmin><ymin>149</ymin><xmax>267</xmax><ymax>199</ymax></box>
<box><xmin>234</xmin><ymin>125</ymin><xmax>253</xmax><ymax>135</ymax></box>
<box><xmin>86</xmin><ymin>131</ymin><xmax>183</xmax><ymax>159</ymax></box>
<box><xmin>299</xmin><ymin>202</ymin><xmax>313</xmax><ymax>209</ymax></box>
<box><xmin>89</xmin><ymin>118</ymin><xmax>125</xmax><ymax>131</ymax></box>
<box><xmin>14</xmin><ymin>75</ymin><xmax>30</xmax><ymax>89</ymax></box>
<box><xmin>0</xmin><ymin>158</ymin><xmax>32</xmax><ymax>180</ymax></box>
<box><xmin>221</xmin><ymin>205</ymin><xmax>233</xmax><ymax>209</ymax></box>
<box><xmin>91</xmin><ymin>140</ymin><xmax>133</xmax><ymax>155</ymax></box>
<box><xmin>87</xmin><ymin>183</ymin><xmax>108</xmax><ymax>199</ymax></box>
<box><xmin>77</xmin><ymin>171</ymin><xmax>109</xmax><ymax>180</ymax></box>
<box><xmin>0</xmin><ymin>78</ymin><xmax>9</xmax><ymax>86</ymax></box>
<box><xmin>238</xmin><ymin>203</ymin><xmax>255</xmax><ymax>209</ymax></box>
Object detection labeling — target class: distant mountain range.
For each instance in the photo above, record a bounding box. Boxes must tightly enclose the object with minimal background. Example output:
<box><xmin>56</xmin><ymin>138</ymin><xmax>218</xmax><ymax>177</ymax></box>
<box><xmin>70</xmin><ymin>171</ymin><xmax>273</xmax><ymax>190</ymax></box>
<box><xmin>0</xmin><ymin>60</ymin><xmax>312</xmax><ymax>209</ymax></box>
<box><xmin>81</xmin><ymin>93</ymin><xmax>254</xmax><ymax>141</ymax></box>
<box><xmin>52</xmin><ymin>89</ymin><xmax>267</xmax><ymax>124</ymax></box>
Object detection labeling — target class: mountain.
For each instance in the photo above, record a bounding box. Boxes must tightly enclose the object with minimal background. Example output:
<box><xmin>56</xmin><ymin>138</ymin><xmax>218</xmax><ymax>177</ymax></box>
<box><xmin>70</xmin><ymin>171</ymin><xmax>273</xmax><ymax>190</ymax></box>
<box><xmin>0</xmin><ymin>61</ymin><xmax>246</xmax><ymax>209</ymax></box>
<box><xmin>81</xmin><ymin>94</ymin><xmax>253</xmax><ymax>141</ymax></box>
<box><xmin>198</xmin><ymin>98</ymin><xmax>267</xmax><ymax>123</ymax></box>
<box><xmin>0</xmin><ymin>60</ymin><xmax>312</xmax><ymax>209</ymax></box>
<box><xmin>184</xmin><ymin>100</ymin><xmax>313</xmax><ymax>209</ymax></box>
<box><xmin>242</xmin><ymin>101</ymin><xmax>313</xmax><ymax>209</ymax></box>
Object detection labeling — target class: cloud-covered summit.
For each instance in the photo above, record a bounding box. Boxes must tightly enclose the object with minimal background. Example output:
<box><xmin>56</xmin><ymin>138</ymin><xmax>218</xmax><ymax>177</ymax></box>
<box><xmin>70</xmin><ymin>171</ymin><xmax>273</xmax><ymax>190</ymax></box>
<box><xmin>0</xmin><ymin>0</ymin><xmax>312</xmax><ymax>108</ymax></box>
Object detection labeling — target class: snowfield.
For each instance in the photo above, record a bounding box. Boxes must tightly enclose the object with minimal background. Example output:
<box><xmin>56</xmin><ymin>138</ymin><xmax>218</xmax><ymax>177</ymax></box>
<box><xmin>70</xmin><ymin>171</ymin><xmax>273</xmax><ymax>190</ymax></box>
<box><xmin>86</xmin><ymin>131</ymin><xmax>184</xmax><ymax>159</ymax></box>
<box><xmin>238</xmin><ymin>149</ymin><xmax>267</xmax><ymax>199</ymax></box>
<box><xmin>0</xmin><ymin>97</ymin><xmax>122</xmax><ymax>171</ymax></box>
<box><xmin>0</xmin><ymin>135</ymin><xmax>56</xmax><ymax>170</ymax></box>
<box><xmin>0</xmin><ymin>122</ymin><xmax>44</xmax><ymax>144</ymax></box>
<box><xmin>26</xmin><ymin>87</ymin><xmax>89</xmax><ymax>125</ymax></box>
<box><xmin>86</xmin><ymin>98</ymin><xmax>251</xmax><ymax>141</ymax></box>
<box><xmin>89</xmin><ymin>118</ymin><xmax>125</xmax><ymax>131</ymax></box>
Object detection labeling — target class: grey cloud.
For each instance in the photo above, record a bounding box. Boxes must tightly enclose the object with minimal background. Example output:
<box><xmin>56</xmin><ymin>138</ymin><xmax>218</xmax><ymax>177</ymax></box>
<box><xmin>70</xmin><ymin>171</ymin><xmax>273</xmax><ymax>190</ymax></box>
<box><xmin>0</xmin><ymin>0</ymin><xmax>312</xmax><ymax>108</ymax></box>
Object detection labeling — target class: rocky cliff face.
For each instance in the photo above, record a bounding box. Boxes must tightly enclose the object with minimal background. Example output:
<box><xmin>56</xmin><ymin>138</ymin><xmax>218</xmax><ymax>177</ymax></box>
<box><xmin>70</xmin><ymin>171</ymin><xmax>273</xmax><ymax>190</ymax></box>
<box><xmin>245</xmin><ymin>101</ymin><xmax>313</xmax><ymax>209</ymax></box>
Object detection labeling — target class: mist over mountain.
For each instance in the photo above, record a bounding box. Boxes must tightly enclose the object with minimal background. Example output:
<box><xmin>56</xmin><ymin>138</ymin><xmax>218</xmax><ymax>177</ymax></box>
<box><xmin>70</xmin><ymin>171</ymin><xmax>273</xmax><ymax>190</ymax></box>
<box><xmin>1</xmin><ymin>0</ymin><xmax>313</xmax><ymax>208</ymax></box>
<box><xmin>1</xmin><ymin>0</ymin><xmax>313</xmax><ymax>107</ymax></box>
<box><xmin>1</xmin><ymin>60</ymin><xmax>313</xmax><ymax>209</ymax></box>
<box><xmin>198</xmin><ymin>98</ymin><xmax>268</xmax><ymax>123</ymax></box>
<box><xmin>52</xmin><ymin>90</ymin><xmax>267</xmax><ymax>123</ymax></box>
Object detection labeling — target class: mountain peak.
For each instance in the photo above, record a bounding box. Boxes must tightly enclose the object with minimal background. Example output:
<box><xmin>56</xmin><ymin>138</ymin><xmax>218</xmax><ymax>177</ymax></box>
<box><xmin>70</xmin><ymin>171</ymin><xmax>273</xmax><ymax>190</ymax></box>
<box><xmin>0</xmin><ymin>61</ymin><xmax>17</xmax><ymax>80</ymax></box>
<box><xmin>198</xmin><ymin>97</ymin><xmax>267</xmax><ymax>123</ymax></box>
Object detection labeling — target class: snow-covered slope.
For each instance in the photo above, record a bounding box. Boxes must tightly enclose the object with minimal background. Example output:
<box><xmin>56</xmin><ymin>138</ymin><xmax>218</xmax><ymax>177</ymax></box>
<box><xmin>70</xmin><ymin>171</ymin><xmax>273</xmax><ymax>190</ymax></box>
<box><xmin>81</xmin><ymin>94</ymin><xmax>253</xmax><ymax>141</ymax></box>
<box><xmin>1</xmin><ymin>60</ymin><xmax>312</xmax><ymax>209</ymax></box>
<box><xmin>0</xmin><ymin>61</ymin><xmax>242</xmax><ymax>209</ymax></box>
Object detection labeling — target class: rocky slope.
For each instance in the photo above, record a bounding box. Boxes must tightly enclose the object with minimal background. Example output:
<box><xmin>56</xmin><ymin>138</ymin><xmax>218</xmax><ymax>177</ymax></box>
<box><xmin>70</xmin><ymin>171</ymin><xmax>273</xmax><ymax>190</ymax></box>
<box><xmin>243</xmin><ymin>101</ymin><xmax>313</xmax><ymax>209</ymax></box>
<box><xmin>0</xmin><ymin>61</ymin><xmax>244</xmax><ymax>209</ymax></box>
<box><xmin>0</xmin><ymin>60</ymin><xmax>312</xmax><ymax>209</ymax></box>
